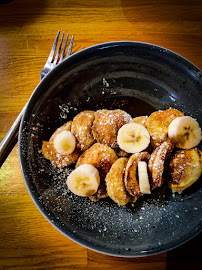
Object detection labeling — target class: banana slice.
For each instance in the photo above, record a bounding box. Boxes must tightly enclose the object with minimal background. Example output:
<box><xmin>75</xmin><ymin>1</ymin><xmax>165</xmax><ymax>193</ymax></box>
<box><xmin>53</xmin><ymin>130</ymin><xmax>76</xmax><ymax>155</ymax></box>
<box><xmin>117</xmin><ymin>123</ymin><xmax>150</xmax><ymax>153</ymax></box>
<box><xmin>168</xmin><ymin>116</ymin><xmax>202</xmax><ymax>149</ymax></box>
<box><xmin>138</xmin><ymin>161</ymin><xmax>151</xmax><ymax>194</ymax></box>
<box><xmin>67</xmin><ymin>164</ymin><xmax>100</xmax><ymax>197</ymax></box>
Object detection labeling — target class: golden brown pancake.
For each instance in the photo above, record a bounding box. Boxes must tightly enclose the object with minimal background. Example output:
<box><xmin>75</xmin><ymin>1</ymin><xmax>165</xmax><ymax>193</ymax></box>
<box><xmin>42</xmin><ymin>121</ymin><xmax>81</xmax><ymax>168</ymax></box>
<box><xmin>124</xmin><ymin>152</ymin><xmax>150</xmax><ymax>197</ymax></box>
<box><xmin>92</xmin><ymin>109</ymin><xmax>132</xmax><ymax>148</ymax></box>
<box><xmin>146</xmin><ymin>108</ymin><xmax>184</xmax><ymax>148</ymax></box>
<box><xmin>168</xmin><ymin>148</ymin><xmax>202</xmax><ymax>193</ymax></box>
<box><xmin>106</xmin><ymin>158</ymin><xmax>137</xmax><ymax>205</ymax></box>
<box><xmin>148</xmin><ymin>140</ymin><xmax>174</xmax><ymax>189</ymax></box>
<box><xmin>76</xmin><ymin>143</ymin><xmax>118</xmax><ymax>200</ymax></box>
<box><xmin>71</xmin><ymin>110</ymin><xmax>96</xmax><ymax>151</ymax></box>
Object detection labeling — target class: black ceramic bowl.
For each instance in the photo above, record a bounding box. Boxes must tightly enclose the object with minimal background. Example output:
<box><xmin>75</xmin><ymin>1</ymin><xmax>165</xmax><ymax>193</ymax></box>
<box><xmin>19</xmin><ymin>41</ymin><xmax>202</xmax><ymax>257</ymax></box>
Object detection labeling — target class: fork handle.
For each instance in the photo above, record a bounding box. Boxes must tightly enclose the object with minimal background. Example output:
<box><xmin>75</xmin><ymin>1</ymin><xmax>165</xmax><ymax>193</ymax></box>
<box><xmin>0</xmin><ymin>104</ymin><xmax>27</xmax><ymax>167</ymax></box>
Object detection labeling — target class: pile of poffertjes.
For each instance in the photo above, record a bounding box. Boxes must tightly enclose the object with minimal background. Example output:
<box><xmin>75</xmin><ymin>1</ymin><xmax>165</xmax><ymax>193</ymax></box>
<box><xmin>42</xmin><ymin>108</ymin><xmax>202</xmax><ymax>206</ymax></box>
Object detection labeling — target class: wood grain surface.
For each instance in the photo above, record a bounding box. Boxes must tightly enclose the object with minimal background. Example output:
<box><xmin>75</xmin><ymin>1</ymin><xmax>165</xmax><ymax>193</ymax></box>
<box><xmin>0</xmin><ymin>0</ymin><xmax>201</xmax><ymax>269</ymax></box>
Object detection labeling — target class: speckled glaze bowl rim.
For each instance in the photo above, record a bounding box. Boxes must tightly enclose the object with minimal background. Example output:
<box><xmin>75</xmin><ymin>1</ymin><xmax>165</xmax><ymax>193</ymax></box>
<box><xmin>19</xmin><ymin>41</ymin><xmax>202</xmax><ymax>257</ymax></box>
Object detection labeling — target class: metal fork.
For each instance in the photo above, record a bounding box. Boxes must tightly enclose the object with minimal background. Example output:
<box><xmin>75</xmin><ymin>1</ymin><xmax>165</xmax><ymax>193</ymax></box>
<box><xmin>41</xmin><ymin>31</ymin><xmax>74</xmax><ymax>80</ymax></box>
<box><xmin>0</xmin><ymin>31</ymin><xmax>74</xmax><ymax>167</ymax></box>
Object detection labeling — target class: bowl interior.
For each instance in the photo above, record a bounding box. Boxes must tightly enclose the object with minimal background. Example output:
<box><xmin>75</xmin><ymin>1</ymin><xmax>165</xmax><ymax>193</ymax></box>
<box><xmin>19</xmin><ymin>42</ymin><xmax>202</xmax><ymax>257</ymax></box>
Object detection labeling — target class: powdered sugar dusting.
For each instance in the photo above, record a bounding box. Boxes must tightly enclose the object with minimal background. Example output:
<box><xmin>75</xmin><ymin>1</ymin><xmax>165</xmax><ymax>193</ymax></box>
<box><xmin>92</xmin><ymin>109</ymin><xmax>132</xmax><ymax>148</ymax></box>
<box><xmin>103</xmin><ymin>78</ymin><xmax>109</xmax><ymax>88</ymax></box>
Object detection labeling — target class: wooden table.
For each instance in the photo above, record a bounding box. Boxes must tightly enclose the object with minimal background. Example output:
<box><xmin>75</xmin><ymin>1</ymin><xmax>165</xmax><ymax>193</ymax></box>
<box><xmin>0</xmin><ymin>0</ymin><xmax>201</xmax><ymax>269</ymax></box>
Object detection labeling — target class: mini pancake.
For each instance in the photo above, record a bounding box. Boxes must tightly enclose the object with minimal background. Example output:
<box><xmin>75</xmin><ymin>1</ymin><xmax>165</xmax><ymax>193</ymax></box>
<box><xmin>124</xmin><ymin>152</ymin><xmax>150</xmax><ymax>197</ymax></box>
<box><xmin>106</xmin><ymin>158</ymin><xmax>137</xmax><ymax>205</ymax></box>
<box><xmin>42</xmin><ymin>121</ymin><xmax>81</xmax><ymax>168</ymax></box>
<box><xmin>92</xmin><ymin>109</ymin><xmax>132</xmax><ymax>148</ymax></box>
<box><xmin>71</xmin><ymin>110</ymin><xmax>96</xmax><ymax>151</ymax></box>
<box><xmin>168</xmin><ymin>148</ymin><xmax>202</xmax><ymax>193</ymax></box>
<box><xmin>148</xmin><ymin>140</ymin><xmax>174</xmax><ymax>189</ymax></box>
<box><xmin>76</xmin><ymin>143</ymin><xmax>118</xmax><ymax>200</ymax></box>
<box><xmin>146</xmin><ymin>108</ymin><xmax>184</xmax><ymax>148</ymax></box>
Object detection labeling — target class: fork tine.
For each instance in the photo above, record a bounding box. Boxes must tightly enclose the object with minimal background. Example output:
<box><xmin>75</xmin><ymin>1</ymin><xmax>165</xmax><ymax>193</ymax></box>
<box><xmin>47</xmin><ymin>30</ymin><xmax>60</xmax><ymax>63</ymax></box>
<box><xmin>53</xmin><ymin>32</ymin><xmax>64</xmax><ymax>65</ymax></box>
<box><xmin>58</xmin><ymin>33</ymin><xmax>69</xmax><ymax>64</ymax></box>
<box><xmin>66</xmin><ymin>35</ymin><xmax>74</xmax><ymax>58</ymax></box>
